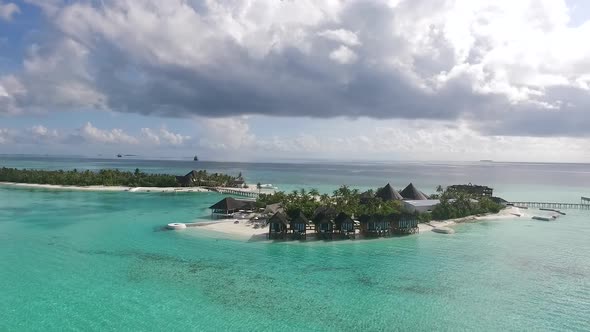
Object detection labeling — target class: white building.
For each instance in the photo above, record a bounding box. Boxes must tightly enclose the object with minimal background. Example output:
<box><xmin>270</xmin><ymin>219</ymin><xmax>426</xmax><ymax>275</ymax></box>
<box><xmin>402</xmin><ymin>199</ymin><xmax>441</xmax><ymax>213</ymax></box>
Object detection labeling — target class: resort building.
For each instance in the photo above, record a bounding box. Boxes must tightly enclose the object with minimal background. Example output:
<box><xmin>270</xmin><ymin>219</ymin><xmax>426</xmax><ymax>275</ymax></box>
<box><xmin>403</xmin><ymin>200</ymin><xmax>441</xmax><ymax>213</ymax></box>
<box><xmin>289</xmin><ymin>210</ymin><xmax>310</xmax><ymax>240</ymax></box>
<box><xmin>376</xmin><ymin>183</ymin><xmax>404</xmax><ymax>201</ymax></box>
<box><xmin>391</xmin><ymin>214</ymin><xmax>419</xmax><ymax>234</ymax></box>
<box><xmin>312</xmin><ymin>206</ymin><xmax>337</xmax><ymax>239</ymax></box>
<box><xmin>209</xmin><ymin>197</ymin><xmax>256</xmax><ymax>218</ymax></box>
<box><xmin>334</xmin><ymin>212</ymin><xmax>356</xmax><ymax>239</ymax></box>
<box><xmin>448</xmin><ymin>184</ymin><xmax>493</xmax><ymax>197</ymax></box>
<box><xmin>400</xmin><ymin>183</ymin><xmax>429</xmax><ymax>200</ymax></box>
<box><xmin>268</xmin><ymin>212</ymin><xmax>289</xmax><ymax>239</ymax></box>
<box><xmin>359</xmin><ymin>215</ymin><xmax>392</xmax><ymax>237</ymax></box>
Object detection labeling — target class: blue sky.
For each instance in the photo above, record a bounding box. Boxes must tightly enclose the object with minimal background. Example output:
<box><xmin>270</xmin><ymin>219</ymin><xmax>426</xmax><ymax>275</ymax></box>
<box><xmin>1</xmin><ymin>0</ymin><xmax>590</xmax><ymax>162</ymax></box>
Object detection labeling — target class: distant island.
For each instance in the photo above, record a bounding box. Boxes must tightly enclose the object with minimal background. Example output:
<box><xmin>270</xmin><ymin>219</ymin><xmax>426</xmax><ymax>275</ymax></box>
<box><xmin>0</xmin><ymin>167</ymin><xmax>245</xmax><ymax>188</ymax></box>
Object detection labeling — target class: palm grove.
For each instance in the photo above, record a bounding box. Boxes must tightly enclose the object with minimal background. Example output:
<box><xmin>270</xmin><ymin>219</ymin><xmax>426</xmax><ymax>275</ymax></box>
<box><xmin>256</xmin><ymin>185</ymin><xmax>502</xmax><ymax>222</ymax></box>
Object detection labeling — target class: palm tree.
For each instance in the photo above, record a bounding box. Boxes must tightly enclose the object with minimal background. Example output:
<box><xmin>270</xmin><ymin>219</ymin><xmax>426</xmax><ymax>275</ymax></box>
<box><xmin>256</xmin><ymin>182</ymin><xmax>262</xmax><ymax>194</ymax></box>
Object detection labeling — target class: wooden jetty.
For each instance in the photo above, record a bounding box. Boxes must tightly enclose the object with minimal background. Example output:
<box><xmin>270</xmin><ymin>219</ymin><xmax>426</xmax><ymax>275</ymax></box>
<box><xmin>508</xmin><ymin>197</ymin><xmax>590</xmax><ymax>210</ymax></box>
<box><xmin>206</xmin><ymin>187</ymin><xmax>259</xmax><ymax>198</ymax></box>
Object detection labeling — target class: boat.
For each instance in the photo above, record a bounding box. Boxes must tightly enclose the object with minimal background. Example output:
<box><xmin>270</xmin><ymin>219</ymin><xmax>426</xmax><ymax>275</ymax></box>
<box><xmin>193</xmin><ymin>155</ymin><xmax>199</xmax><ymax>161</ymax></box>
<box><xmin>117</xmin><ymin>154</ymin><xmax>122</xmax><ymax>158</ymax></box>
<box><xmin>532</xmin><ymin>216</ymin><xmax>552</xmax><ymax>221</ymax></box>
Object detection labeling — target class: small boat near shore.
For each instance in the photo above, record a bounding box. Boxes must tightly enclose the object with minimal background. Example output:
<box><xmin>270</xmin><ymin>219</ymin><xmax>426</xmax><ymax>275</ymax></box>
<box><xmin>532</xmin><ymin>216</ymin><xmax>554</xmax><ymax>221</ymax></box>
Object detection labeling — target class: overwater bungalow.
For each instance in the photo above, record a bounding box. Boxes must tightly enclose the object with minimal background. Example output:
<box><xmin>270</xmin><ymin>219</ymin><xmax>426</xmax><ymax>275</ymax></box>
<box><xmin>334</xmin><ymin>212</ymin><xmax>356</xmax><ymax>239</ymax></box>
<box><xmin>268</xmin><ymin>212</ymin><xmax>289</xmax><ymax>239</ymax></box>
<box><xmin>359</xmin><ymin>215</ymin><xmax>392</xmax><ymax>237</ymax></box>
<box><xmin>376</xmin><ymin>183</ymin><xmax>403</xmax><ymax>201</ymax></box>
<box><xmin>289</xmin><ymin>210</ymin><xmax>310</xmax><ymax>240</ymax></box>
<box><xmin>312</xmin><ymin>206</ymin><xmax>337</xmax><ymax>240</ymax></box>
<box><xmin>390</xmin><ymin>213</ymin><xmax>419</xmax><ymax>234</ymax></box>
<box><xmin>209</xmin><ymin>197</ymin><xmax>256</xmax><ymax>219</ymax></box>
<box><xmin>400</xmin><ymin>183</ymin><xmax>429</xmax><ymax>200</ymax></box>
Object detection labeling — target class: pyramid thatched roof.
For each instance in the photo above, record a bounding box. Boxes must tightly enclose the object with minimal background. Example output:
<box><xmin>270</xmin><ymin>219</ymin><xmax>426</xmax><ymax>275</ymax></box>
<box><xmin>209</xmin><ymin>197</ymin><xmax>255</xmax><ymax>210</ymax></box>
<box><xmin>334</xmin><ymin>212</ymin><xmax>354</xmax><ymax>225</ymax></box>
<box><xmin>312</xmin><ymin>206</ymin><xmax>337</xmax><ymax>224</ymax></box>
<box><xmin>268</xmin><ymin>212</ymin><xmax>289</xmax><ymax>226</ymax></box>
<box><xmin>289</xmin><ymin>210</ymin><xmax>309</xmax><ymax>225</ymax></box>
<box><xmin>376</xmin><ymin>183</ymin><xmax>403</xmax><ymax>201</ymax></box>
<box><xmin>400</xmin><ymin>183</ymin><xmax>428</xmax><ymax>200</ymax></box>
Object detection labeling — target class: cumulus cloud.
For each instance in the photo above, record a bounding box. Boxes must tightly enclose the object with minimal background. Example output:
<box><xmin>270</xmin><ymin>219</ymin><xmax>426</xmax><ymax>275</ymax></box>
<box><xmin>317</xmin><ymin>29</ymin><xmax>360</xmax><ymax>46</ymax></box>
<box><xmin>4</xmin><ymin>0</ymin><xmax>590</xmax><ymax>138</ymax></box>
<box><xmin>141</xmin><ymin>127</ymin><xmax>190</xmax><ymax>146</ymax></box>
<box><xmin>0</xmin><ymin>1</ymin><xmax>19</xmax><ymax>21</ymax></box>
<box><xmin>329</xmin><ymin>45</ymin><xmax>358</xmax><ymax>64</ymax></box>
<box><xmin>77</xmin><ymin>122</ymin><xmax>139</xmax><ymax>145</ymax></box>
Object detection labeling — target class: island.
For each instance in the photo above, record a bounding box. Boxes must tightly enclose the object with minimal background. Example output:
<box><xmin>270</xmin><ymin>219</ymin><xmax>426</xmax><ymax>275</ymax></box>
<box><xmin>0</xmin><ymin>167</ymin><xmax>266</xmax><ymax>194</ymax></box>
<box><xmin>193</xmin><ymin>183</ymin><xmax>519</xmax><ymax>241</ymax></box>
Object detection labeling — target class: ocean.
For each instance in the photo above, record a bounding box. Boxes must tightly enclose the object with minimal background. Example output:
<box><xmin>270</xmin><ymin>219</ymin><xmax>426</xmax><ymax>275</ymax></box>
<box><xmin>1</xmin><ymin>156</ymin><xmax>589</xmax><ymax>331</ymax></box>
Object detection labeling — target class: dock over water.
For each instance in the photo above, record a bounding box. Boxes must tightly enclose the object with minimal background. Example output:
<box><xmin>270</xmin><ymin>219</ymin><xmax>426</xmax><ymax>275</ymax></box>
<box><xmin>508</xmin><ymin>197</ymin><xmax>590</xmax><ymax>210</ymax></box>
<box><xmin>206</xmin><ymin>187</ymin><xmax>259</xmax><ymax>198</ymax></box>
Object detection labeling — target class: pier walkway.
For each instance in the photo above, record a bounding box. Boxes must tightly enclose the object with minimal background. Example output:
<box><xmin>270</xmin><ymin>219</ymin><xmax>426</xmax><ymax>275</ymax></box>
<box><xmin>205</xmin><ymin>187</ymin><xmax>259</xmax><ymax>198</ymax></box>
<box><xmin>508</xmin><ymin>197</ymin><xmax>590</xmax><ymax>210</ymax></box>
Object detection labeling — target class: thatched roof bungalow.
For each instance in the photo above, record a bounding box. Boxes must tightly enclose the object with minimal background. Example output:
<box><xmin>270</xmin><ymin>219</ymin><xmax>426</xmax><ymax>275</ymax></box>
<box><xmin>312</xmin><ymin>206</ymin><xmax>337</xmax><ymax>239</ymax></box>
<box><xmin>209</xmin><ymin>197</ymin><xmax>256</xmax><ymax>218</ymax></box>
<box><xmin>268</xmin><ymin>212</ymin><xmax>289</xmax><ymax>239</ymax></box>
<box><xmin>334</xmin><ymin>212</ymin><xmax>356</xmax><ymax>238</ymax></box>
<box><xmin>289</xmin><ymin>210</ymin><xmax>310</xmax><ymax>240</ymax></box>
<box><xmin>359</xmin><ymin>214</ymin><xmax>392</xmax><ymax>237</ymax></box>
<box><xmin>376</xmin><ymin>183</ymin><xmax>403</xmax><ymax>201</ymax></box>
<box><xmin>400</xmin><ymin>183</ymin><xmax>428</xmax><ymax>200</ymax></box>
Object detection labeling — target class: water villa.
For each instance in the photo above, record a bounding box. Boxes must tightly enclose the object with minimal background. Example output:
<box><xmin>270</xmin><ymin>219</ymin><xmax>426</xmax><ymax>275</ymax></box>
<box><xmin>289</xmin><ymin>210</ymin><xmax>310</xmax><ymax>240</ymax></box>
<box><xmin>209</xmin><ymin>197</ymin><xmax>256</xmax><ymax>219</ymax></box>
<box><xmin>334</xmin><ymin>212</ymin><xmax>356</xmax><ymax>239</ymax></box>
<box><xmin>268</xmin><ymin>212</ymin><xmax>289</xmax><ymax>239</ymax></box>
<box><xmin>312</xmin><ymin>206</ymin><xmax>337</xmax><ymax>240</ymax></box>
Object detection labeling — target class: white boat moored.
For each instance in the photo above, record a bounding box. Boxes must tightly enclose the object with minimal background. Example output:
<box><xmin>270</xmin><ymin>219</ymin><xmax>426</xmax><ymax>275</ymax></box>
<box><xmin>167</xmin><ymin>222</ymin><xmax>187</xmax><ymax>230</ymax></box>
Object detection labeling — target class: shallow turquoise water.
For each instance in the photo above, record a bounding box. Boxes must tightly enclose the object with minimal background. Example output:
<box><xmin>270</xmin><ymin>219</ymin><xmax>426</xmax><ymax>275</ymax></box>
<box><xmin>1</xmin><ymin>157</ymin><xmax>590</xmax><ymax>330</ymax></box>
<box><xmin>1</xmin><ymin>186</ymin><xmax>589</xmax><ymax>331</ymax></box>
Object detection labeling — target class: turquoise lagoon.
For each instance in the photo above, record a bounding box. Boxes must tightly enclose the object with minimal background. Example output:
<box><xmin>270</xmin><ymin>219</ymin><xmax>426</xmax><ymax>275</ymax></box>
<box><xmin>1</xmin><ymin>157</ymin><xmax>590</xmax><ymax>331</ymax></box>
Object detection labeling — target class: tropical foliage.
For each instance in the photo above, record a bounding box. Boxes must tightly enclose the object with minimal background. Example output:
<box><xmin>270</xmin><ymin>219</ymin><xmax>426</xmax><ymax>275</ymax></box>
<box><xmin>257</xmin><ymin>185</ymin><xmax>405</xmax><ymax>219</ymax></box>
<box><xmin>0</xmin><ymin>167</ymin><xmax>237</xmax><ymax>188</ymax></box>
<box><xmin>431</xmin><ymin>189</ymin><xmax>502</xmax><ymax>220</ymax></box>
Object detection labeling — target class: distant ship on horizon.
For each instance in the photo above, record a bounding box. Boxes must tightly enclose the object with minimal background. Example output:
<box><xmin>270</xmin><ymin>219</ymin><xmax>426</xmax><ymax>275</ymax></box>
<box><xmin>480</xmin><ymin>159</ymin><xmax>493</xmax><ymax>162</ymax></box>
<box><xmin>194</xmin><ymin>155</ymin><xmax>199</xmax><ymax>161</ymax></box>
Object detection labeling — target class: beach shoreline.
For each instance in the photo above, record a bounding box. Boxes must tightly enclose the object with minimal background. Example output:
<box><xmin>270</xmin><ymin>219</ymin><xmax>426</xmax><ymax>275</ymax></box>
<box><xmin>0</xmin><ymin>182</ymin><xmax>273</xmax><ymax>194</ymax></box>
<box><xmin>190</xmin><ymin>206</ymin><xmax>525</xmax><ymax>241</ymax></box>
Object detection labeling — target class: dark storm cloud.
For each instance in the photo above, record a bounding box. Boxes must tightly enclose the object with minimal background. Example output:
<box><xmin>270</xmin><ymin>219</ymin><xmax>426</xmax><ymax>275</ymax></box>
<box><xmin>5</xmin><ymin>0</ymin><xmax>590</xmax><ymax>138</ymax></box>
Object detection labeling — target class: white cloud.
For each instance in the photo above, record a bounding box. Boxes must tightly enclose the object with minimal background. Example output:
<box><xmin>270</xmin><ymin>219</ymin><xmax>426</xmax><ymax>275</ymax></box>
<box><xmin>0</xmin><ymin>128</ymin><xmax>15</xmax><ymax>144</ymax></box>
<box><xmin>141</xmin><ymin>127</ymin><xmax>190</xmax><ymax>146</ymax></box>
<box><xmin>0</xmin><ymin>75</ymin><xmax>26</xmax><ymax>114</ymax></box>
<box><xmin>318</xmin><ymin>29</ymin><xmax>360</xmax><ymax>46</ymax></box>
<box><xmin>29</xmin><ymin>125</ymin><xmax>59</xmax><ymax>140</ymax></box>
<box><xmin>199</xmin><ymin>117</ymin><xmax>255</xmax><ymax>150</ymax></box>
<box><xmin>0</xmin><ymin>1</ymin><xmax>19</xmax><ymax>21</ymax></box>
<box><xmin>79</xmin><ymin>122</ymin><xmax>138</xmax><ymax>145</ymax></box>
<box><xmin>6</xmin><ymin>0</ymin><xmax>590</xmax><ymax>140</ymax></box>
<box><xmin>329</xmin><ymin>45</ymin><xmax>358</xmax><ymax>64</ymax></box>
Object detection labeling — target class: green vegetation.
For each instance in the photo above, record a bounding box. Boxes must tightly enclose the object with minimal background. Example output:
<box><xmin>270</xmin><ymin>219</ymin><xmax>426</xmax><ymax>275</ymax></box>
<box><xmin>181</xmin><ymin>169</ymin><xmax>240</xmax><ymax>187</ymax></box>
<box><xmin>0</xmin><ymin>167</ymin><xmax>241</xmax><ymax>188</ymax></box>
<box><xmin>257</xmin><ymin>185</ymin><xmax>405</xmax><ymax>219</ymax></box>
<box><xmin>431</xmin><ymin>188</ymin><xmax>502</xmax><ymax>220</ymax></box>
<box><xmin>0</xmin><ymin>167</ymin><xmax>178</xmax><ymax>187</ymax></box>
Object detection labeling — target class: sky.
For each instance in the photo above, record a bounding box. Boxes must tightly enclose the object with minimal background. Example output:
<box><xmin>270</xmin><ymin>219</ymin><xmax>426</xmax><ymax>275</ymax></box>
<box><xmin>0</xmin><ymin>0</ymin><xmax>590</xmax><ymax>162</ymax></box>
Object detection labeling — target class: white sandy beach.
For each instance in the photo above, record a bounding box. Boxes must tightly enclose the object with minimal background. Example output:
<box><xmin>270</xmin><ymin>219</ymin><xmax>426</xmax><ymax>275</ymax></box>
<box><xmin>192</xmin><ymin>206</ymin><xmax>528</xmax><ymax>240</ymax></box>
<box><xmin>0</xmin><ymin>182</ymin><xmax>275</xmax><ymax>194</ymax></box>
